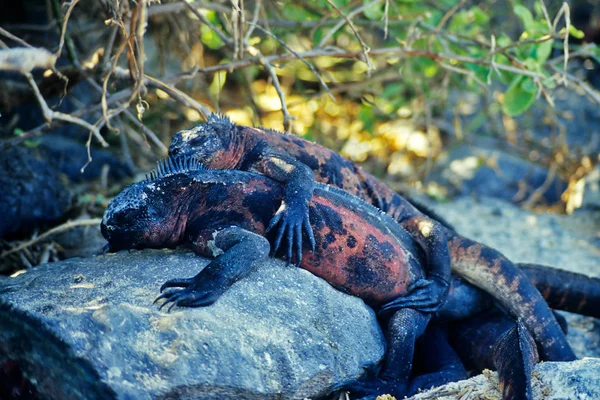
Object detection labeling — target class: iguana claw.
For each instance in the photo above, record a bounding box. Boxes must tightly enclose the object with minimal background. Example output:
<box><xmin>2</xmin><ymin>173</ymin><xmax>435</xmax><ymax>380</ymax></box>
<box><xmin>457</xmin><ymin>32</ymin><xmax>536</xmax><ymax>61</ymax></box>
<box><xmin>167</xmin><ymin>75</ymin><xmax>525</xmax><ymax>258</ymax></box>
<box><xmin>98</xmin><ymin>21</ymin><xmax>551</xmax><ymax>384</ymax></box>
<box><xmin>267</xmin><ymin>200</ymin><xmax>315</xmax><ymax>266</ymax></box>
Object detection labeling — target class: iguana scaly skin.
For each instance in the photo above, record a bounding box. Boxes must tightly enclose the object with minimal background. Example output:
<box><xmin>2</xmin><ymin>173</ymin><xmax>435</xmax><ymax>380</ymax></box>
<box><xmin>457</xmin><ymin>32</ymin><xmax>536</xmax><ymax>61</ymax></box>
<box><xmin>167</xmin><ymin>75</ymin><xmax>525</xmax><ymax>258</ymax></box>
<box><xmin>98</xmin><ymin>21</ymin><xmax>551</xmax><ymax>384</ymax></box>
<box><xmin>168</xmin><ymin>115</ymin><xmax>576</xmax><ymax>362</ymax></box>
<box><xmin>101</xmin><ymin>158</ymin><xmax>600</xmax><ymax>399</ymax></box>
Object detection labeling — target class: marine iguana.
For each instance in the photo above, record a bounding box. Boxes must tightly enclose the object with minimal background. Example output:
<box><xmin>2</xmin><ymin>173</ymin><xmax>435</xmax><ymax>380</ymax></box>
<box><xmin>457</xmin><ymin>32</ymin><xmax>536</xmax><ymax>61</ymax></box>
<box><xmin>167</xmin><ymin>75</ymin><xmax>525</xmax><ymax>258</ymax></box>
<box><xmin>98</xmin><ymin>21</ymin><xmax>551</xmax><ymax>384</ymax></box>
<box><xmin>101</xmin><ymin>157</ymin><xmax>598</xmax><ymax>399</ymax></box>
<box><xmin>167</xmin><ymin>114</ymin><xmax>576</xmax><ymax>363</ymax></box>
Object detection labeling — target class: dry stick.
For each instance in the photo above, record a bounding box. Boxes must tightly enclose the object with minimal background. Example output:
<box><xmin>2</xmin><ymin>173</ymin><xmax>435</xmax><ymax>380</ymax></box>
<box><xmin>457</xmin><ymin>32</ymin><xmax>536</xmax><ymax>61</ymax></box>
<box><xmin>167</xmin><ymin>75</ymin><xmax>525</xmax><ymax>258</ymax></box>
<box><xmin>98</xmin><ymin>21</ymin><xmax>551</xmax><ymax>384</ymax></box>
<box><xmin>247</xmin><ymin>22</ymin><xmax>335</xmax><ymax>102</ymax></box>
<box><xmin>24</xmin><ymin>72</ymin><xmax>108</xmax><ymax>147</ymax></box>
<box><xmin>183</xmin><ymin>1</ymin><xmax>233</xmax><ymax>45</ymax></box>
<box><xmin>382</xmin><ymin>0</ymin><xmax>389</xmax><ymax>39</ymax></box>
<box><xmin>231</xmin><ymin>0</ymin><xmax>241</xmax><ymax>59</ymax></box>
<box><xmin>244</xmin><ymin>0</ymin><xmax>262</xmax><ymax>42</ymax></box>
<box><xmin>147</xmin><ymin>1</ymin><xmax>231</xmax><ymax>16</ymax></box>
<box><xmin>184</xmin><ymin>46</ymin><xmax>551</xmax><ymax>83</ymax></box>
<box><xmin>54</xmin><ymin>0</ymin><xmax>81</xmax><ymax>63</ymax></box>
<box><xmin>101</xmin><ymin>1</ymin><xmax>147</xmax><ymax>131</ymax></box>
<box><xmin>439</xmin><ymin>62</ymin><xmax>488</xmax><ymax>92</ymax></box>
<box><xmin>84</xmin><ymin>75</ymin><xmax>168</xmax><ymax>153</ymax></box>
<box><xmin>0</xmin><ymin>26</ymin><xmax>34</xmax><ymax>48</ymax></box>
<box><xmin>143</xmin><ymin>73</ymin><xmax>212</xmax><ymax>120</ymax></box>
<box><xmin>0</xmin><ymin>219</ymin><xmax>103</xmax><ymax>259</ymax></box>
<box><xmin>552</xmin><ymin>2</ymin><xmax>572</xmax><ymax>85</ymax></box>
<box><xmin>321</xmin><ymin>0</ymin><xmax>377</xmax><ymax>71</ymax></box>
<box><xmin>252</xmin><ymin>47</ymin><xmax>294</xmax><ymax>132</ymax></box>
<box><xmin>436</xmin><ymin>0</ymin><xmax>466</xmax><ymax>30</ymax></box>
<box><xmin>0</xmin><ymin>88</ymin><xmax>132</xmax><ymax>150</ymax></box>
<box><xmin>549</xmin><ymin>64</ymin><xmax>600</xmax><ymax>104</ymax></box>
<box><xmin>523</xmin><ymin>162</ymin><xmax>558</xmax><ymax>208</ymax></box>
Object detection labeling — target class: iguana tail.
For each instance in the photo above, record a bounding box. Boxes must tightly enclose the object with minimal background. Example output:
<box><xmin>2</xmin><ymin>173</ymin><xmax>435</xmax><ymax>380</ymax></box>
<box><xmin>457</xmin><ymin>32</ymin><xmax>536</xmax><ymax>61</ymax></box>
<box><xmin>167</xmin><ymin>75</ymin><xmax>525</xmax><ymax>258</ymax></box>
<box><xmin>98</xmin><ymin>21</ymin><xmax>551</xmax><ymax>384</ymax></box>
<box><xmin>517</xmin><ymin>263</ymin><xmax>600</xmax><ymax>319</ymax></box>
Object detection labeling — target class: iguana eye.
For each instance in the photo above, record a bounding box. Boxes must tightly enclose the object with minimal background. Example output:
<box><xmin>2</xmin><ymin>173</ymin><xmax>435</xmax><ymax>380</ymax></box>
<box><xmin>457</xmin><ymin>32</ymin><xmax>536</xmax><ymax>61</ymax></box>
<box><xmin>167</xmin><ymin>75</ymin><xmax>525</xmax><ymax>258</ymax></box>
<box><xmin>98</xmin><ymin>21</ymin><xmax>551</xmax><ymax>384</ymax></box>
<box><xmin>189</xmin><ymin>135</ymin><xmax>208</xmax><ymax>147</ymax></box>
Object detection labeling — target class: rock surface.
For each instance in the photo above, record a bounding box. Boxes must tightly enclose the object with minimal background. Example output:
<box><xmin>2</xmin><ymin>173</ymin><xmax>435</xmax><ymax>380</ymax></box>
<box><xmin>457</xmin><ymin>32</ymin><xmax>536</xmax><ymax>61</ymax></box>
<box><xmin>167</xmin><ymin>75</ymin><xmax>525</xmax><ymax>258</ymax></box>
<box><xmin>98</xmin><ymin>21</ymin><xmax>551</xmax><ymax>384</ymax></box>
<box><xmin>408</xmin><ymin>358</ymin><xmax>600</xmax><ymax>400</ymax></box>
<box><xmin>0</xmin><ymin>196</ymin><xmax>599</xmax><ymax>399</ymax></box>
<box><xmin>0</xmin><ymin>249</ymin><xmax>385</xmax><ymax>400</ymax></box>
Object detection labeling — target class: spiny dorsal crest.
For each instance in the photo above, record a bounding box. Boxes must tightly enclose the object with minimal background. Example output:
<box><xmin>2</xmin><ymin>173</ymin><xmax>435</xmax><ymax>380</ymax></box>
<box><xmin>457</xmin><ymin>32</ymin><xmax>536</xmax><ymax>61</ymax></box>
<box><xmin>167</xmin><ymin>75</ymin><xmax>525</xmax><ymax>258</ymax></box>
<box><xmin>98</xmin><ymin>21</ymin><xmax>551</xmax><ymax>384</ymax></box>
<box><xmin>145</xmin><ymin>155</ymin><xmax>202</xmax><ymax>182</ymax></box>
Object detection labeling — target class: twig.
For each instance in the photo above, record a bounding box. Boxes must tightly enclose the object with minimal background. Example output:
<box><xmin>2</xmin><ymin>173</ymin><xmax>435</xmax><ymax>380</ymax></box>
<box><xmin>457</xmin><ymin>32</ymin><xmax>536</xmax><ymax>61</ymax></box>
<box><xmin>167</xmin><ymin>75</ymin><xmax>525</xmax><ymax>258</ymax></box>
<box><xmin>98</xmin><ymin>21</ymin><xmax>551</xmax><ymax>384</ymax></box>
<box><xmin>143</xmin><ymin>73</ymin><xmax>212</xmax><ymax>120</ymax></box>
<box><xmin>439</xmin><ymin>62</ymin><xmax>488</xmax><ymax>92</ymax></box>
<box><xmin>147</xmin><ymin>1</ymin><xmax>231</xmax><ymax>17</ymax></box>
<box><xmin>24</xmin><ymin>72</ymin><xmax>108</xmax><ymax>147</ymax></box>
<box><xmin>183</xmin><ymin>1</ymin><xmax>233</xmax><ymax>45</ymax></box>
<box><xmin>53</xmin><ymin>0</ymin><xmax>81</xmax><ymax>64</ymax></box>
<box><xmin>247</xmin><ymin>22</ymin><xmax>335</xmax><ymax>101</ymax></box>
<box><xmin>436</xmin><ymin>0</ymin><xmax>466</xmax><ymax>30</ymax></box>
<box><xmin>522</xmin><ymin>162</ymin><xmax>558</xmax><ymax>208</ymax></box>
<box><xmin>382</xmin><ymin>0</ymin><xmax>389</xmax><ymax>39</ymax></box>
<box><xmin>551</xmin><ymin>2</ymin><xmax>572</xmax><ymax>85</ymax></box>
<box><xmin>320</xmin><ymin>0</ymin><xmax>378</xmax><ymax>70</ymax></box>
<box><xmin>244</xmin><ymin>0</ymin><xmax>262</xmax><ymax>42</ymax></box>
<box><xmin>549</xmin><ymin>64</ymin><xmax>600</xmax><ymax>104</ymax></box>
<box><xmin>0</xmin><ymin>219</ymin><xmax>103</xmax><ymax>259</ymax></box>
<box><xmin>250</xmin><ymin>46</ymin><xmax>293</xmax><ymax>131</ymax></box>
<box><xmin>84</xmin><ymin>74</ymin><xmax>169</xmax><ymax>153</ymax></box>
<box><xmin>0</xmin><ymin>26</ymin><xmax>34</xmax><ymax>48</ymax></box>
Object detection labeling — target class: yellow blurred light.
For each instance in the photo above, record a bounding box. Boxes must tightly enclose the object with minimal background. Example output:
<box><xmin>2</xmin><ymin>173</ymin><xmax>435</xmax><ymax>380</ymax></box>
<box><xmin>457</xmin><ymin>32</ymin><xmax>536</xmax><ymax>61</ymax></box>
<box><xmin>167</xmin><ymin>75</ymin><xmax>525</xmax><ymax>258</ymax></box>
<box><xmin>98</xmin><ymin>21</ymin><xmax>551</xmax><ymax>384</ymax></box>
<box><xmin>156</xmin><ymin>89</ymin><xmax>169</xmax><ymax>99</ymax></box>
<box><xmin>406</xmin><ymin>131</ymin><xmax>430</xmax><ymax>157</ymax></box>
<box><xmin>449</xmin><ymin>156</ymin><xmax>480</xmax><ymax>179</ymax></box>
<box><xmin>341</xmin><ymin>137</ymin><xmax>370</xmax><ymax>162</ymax></box>
<box><xmin>325</xmin><ymin>101</ymin><xmax>341</xmax><ymax>117</ymax></box>
<box><xmin>185</xmin><ymin>108</ymin><xmax>202</xmax><ymax>121</ymax></box>
<box><xmin>225</xmin><ymin>109</ymin><xmax>254</xmax><ymax>126</ymax></box>
<box><xmin>43</xmin><ymin>69</ymin><xmax>53</xmax><ymax>78</ymax></box>
<box><xmin>387</xmin><ymin>152</ymin><xmax>413</xmax><ymax>176</ymax></box>
<box><xmin>396</xmin><ymin>107</ymin><xmax>412</xmax><ymax>118</ymax></box>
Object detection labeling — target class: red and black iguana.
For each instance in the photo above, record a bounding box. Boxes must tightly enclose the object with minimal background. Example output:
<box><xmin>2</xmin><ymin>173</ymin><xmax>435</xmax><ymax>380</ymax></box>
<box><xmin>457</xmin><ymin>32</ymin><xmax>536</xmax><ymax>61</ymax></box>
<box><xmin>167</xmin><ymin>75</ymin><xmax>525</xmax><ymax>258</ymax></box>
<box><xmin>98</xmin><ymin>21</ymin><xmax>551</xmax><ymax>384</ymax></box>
<box><xmin>168</xmin><ymin>114</ymin><xmax>580</xmax><ymax>363</ymax></box>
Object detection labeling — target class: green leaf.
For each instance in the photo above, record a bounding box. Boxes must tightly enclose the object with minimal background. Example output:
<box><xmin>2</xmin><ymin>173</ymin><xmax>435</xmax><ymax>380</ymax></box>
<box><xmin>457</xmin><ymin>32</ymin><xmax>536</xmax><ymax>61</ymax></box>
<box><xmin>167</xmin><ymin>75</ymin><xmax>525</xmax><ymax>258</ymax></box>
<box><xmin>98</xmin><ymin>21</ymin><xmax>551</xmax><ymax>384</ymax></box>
<box><xmin>521</xmin><ymin>77</ymin><xmax>537</xmax><ymax>93</ymax></box>
<box><xmin>358</xmin><ymin>103</ymin><xmax>376</xmax><ymax>134</ymax></box>
<box><xmin>502</xmin><ymin>76</ymin><xmax>536</xmax><ymax>116</ymax></box>
<box><xmin>209</xmin><ymin>70</ymin><xmax>227</xmax><ymax>96</ymax></box>
<box><xmin>513</xmin><ymin>5</ymin><xmax>535</xmax><ymax>31</ymax></box>
<box><xmin>23</xmin><ymin>139</ymin><xmax>41</xmax><ymax>148</ymax></box>
<box><xmin>567</xmin><ymin>25</ymin><xmax>585</xmax><ymax>39</ymax></box>
<box><xmin>200</xmin><ymin>25</ymin><xmax>224</xmax><ymax>50</ymax></box>
<box><xmin>363</xmin><ymin>0</ymin><xmax>384</xmax><ymax>20</ymax></box>
<box><xmin>13</xmin><ymin>128</ymin><xmax>24</xmax><ymax>136</ymax></box>
<box><xmin>535</xmin><ymin>39</ymin><xmax>554</xmax><ymax>64</ymax></box>
<box><xmin>471</xmin><ymin>6</ymin><xmax>489</xmax><ymax>25</ymax></box>
<box><xmin>312</xmin><ymin>26</ymin><xmax>325</xmax><ymax>47</ymax></box>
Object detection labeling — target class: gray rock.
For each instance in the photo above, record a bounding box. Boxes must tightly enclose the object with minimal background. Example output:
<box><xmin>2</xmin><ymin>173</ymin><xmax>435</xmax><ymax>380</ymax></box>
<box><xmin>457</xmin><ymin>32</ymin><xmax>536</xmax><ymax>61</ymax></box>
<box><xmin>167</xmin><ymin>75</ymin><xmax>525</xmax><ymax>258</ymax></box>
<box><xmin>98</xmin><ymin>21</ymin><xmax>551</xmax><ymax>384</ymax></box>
<box><xmin>431</xmin><ymin>142</ymin><xmax>566</xmax><ymax>204</ymax></box>
<box><xmin>0</xmin><ymin>249</ymin><xmax>385</xmax><ymax>400</ymax></box>
<box><xmin>407</xmin><ymin>358</ymin><xmax>600</xmax><ymax>400</ymax></box>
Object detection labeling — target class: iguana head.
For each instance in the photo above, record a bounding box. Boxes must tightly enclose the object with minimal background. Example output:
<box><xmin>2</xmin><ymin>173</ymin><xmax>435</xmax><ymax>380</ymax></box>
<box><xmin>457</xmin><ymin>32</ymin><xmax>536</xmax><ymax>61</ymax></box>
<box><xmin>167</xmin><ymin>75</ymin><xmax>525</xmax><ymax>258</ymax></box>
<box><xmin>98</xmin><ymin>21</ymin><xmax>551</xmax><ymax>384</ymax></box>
<box><xmin>169</xmin><ymin>113</ymin><xmax>238</xmax><ymax>169</ymax></box>
<box><xmin>101</xmin><ymin>157</ymin><xmax>199</xmax><ymax>251</ymax></box>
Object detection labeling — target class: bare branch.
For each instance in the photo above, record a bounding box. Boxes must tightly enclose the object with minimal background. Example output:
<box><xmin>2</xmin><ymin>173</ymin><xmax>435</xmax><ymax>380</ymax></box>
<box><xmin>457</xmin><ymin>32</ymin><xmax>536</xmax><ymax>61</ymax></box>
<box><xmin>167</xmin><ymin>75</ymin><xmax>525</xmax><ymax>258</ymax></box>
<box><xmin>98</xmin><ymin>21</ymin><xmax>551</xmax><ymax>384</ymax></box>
<box><xmin>320</xmin><ymin>0</ymin><xmax>378</xmax><ymax>70</ymax></box>
<box><xmin>0</xmin><ymin>219</ymin><xmax>103</xmax><ymax>259</ymax></box>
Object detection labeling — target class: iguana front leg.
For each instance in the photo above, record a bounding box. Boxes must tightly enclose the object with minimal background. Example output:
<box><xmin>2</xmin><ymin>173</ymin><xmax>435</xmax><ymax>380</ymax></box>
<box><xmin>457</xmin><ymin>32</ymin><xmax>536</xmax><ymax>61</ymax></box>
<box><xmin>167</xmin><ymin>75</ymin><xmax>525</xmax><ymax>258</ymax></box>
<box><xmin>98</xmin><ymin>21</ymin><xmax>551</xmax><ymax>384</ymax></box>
<box><xmin>154</xmin><ymin>226</ymin><xmax>270</xmax><ymax>311</ymax></box>
<box><xmin>249</xmin><ymin>150</ymin><xmax>316</xmax><ymax>265</ymax></box>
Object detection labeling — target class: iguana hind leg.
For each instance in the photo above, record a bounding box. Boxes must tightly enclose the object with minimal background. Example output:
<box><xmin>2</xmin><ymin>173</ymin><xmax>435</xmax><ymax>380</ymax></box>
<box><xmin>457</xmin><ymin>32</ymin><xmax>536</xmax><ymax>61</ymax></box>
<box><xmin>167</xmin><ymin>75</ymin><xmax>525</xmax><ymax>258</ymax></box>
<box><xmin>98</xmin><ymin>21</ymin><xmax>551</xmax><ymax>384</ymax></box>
<box><xmin>338</xmin><ymin>309</ymin><xmax>431</xmax><ymax>399</ymax></box>
<box><xmin>408</xmin><ymin>324</ymin><xmax>467</xmax><ymax>395</ymax></box>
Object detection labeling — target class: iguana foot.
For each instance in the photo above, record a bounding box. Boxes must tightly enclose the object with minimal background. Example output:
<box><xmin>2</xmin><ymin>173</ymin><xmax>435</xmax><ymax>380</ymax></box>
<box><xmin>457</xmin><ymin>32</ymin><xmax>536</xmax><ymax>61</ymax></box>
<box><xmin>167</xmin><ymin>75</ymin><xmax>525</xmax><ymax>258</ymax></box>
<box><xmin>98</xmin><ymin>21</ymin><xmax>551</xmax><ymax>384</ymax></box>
<box><xmin>154</xmin><ymin>278</ymin><xmax>223</xmax><ymax>312</ymax></box>
<box><xmin>379</xmin><ymin>277</ymin><xmax>449</xmax><ymax>314</ymax></box>
<box><xmin>267</xmin><ymin>200</ymin><xmax>315</xmax><ymax>266</ymax></box>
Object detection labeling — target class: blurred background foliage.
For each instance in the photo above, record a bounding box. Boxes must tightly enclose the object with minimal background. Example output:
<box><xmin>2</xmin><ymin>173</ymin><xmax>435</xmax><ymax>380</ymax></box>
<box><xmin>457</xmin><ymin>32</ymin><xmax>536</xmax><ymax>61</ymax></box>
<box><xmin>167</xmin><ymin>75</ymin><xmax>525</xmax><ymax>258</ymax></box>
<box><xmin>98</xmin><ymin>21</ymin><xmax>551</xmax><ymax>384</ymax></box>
<box><xmin>1</xmin><ymin>0</ymin><xmax>600</xmax><ymax>270</ymax></box>
<box><xmin>1</xmin><ymin>0</ymin><xmax>600</xmax><ymax>223</ymax></box>
<box><xmin>135</xmin><ymin>0</ymin><xmax>600</xmax><ymax>212</ymax></box>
